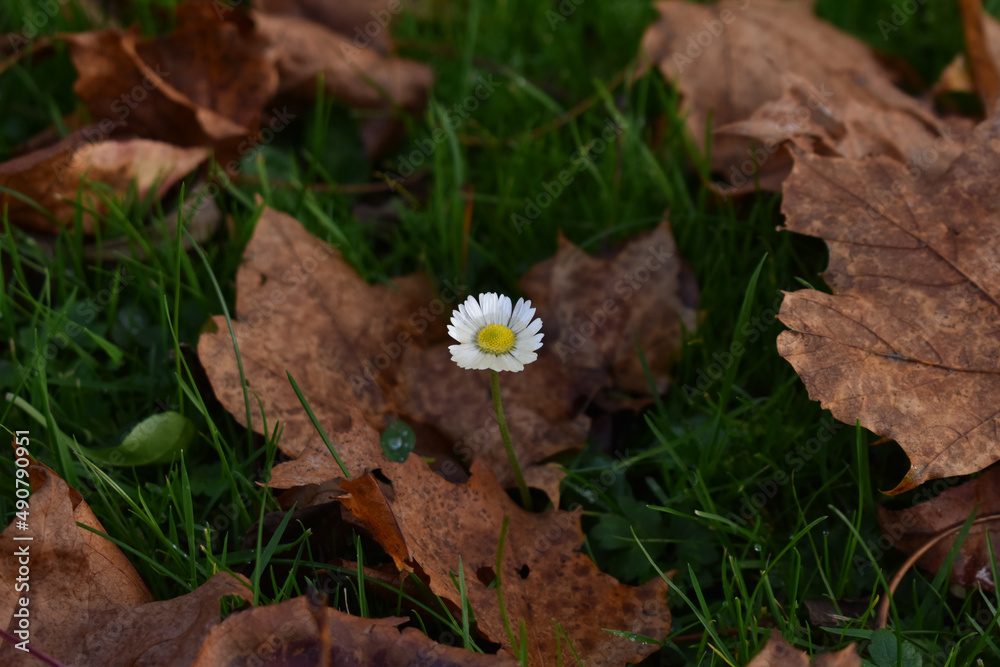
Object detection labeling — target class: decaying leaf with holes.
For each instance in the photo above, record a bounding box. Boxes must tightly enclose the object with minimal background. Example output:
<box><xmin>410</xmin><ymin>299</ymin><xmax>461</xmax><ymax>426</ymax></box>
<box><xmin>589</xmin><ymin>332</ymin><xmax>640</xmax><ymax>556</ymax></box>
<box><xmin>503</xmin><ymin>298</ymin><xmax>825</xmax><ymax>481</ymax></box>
<box><xmin>339</xmin><ymin>456</ymin><xmax>670</xmax><ymax>664</ymax></box>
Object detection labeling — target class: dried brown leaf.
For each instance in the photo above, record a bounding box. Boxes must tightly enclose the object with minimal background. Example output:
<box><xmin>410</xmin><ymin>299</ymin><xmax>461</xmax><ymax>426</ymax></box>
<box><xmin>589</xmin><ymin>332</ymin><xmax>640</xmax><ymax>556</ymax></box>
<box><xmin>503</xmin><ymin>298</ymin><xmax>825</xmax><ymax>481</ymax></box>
<box><xmin>197</xmin><ymin>205</ymin><xmax>434</xmax><ymax>473</ymax></box>
<box><xmin>65</xmin><ymin>1</ymin><xmax>278</xmax><ymax>149</ymax></box>
<box><xmin>340</xmin><ymin>472</ymin><xmax>411</xmax><ymax>569</ymax></box>
<box><xmin>776</xmin><ymin>115</ymin><xmax>1000</xmax><ymax>493</ymax></box>
<box><xmin>0</xmin><ymin>466</ymin><xmax>251</xmax><ymax>664</ymax></box>
<box><xmin>640</xmin><ymin>0</ymin><xmax>948</xmax><ymax>192</ymax></box>
<box><xmin>199</xmin><ymin>208</ymin><xmax>695</xmax><ymax>490</ymax></box>
<box><xmin>342</xmin><ymin>456</ymin><xmax>670</xmax><ymax>664</ymax></box>
<box><xmin>254</xmin><ymin>0</ymin><xmax>399</xmax><ymax>51</ymax></box>
<box><xmin>387</xmin><ymin>347</ymin><xmax>590</xmax><ymax>487</ymax></box>
<box><xmin>519</xmin><ymin>222</ymin><xmax>697</xmax><ymax>407</ymax></box>
<box><xmin>717</xmin><ymin>72</ymin><xmax>964</xmax><ymax>195</ymax></box>
<box><xmin>191</xmin><ymin>595</ymin><xmax>517</xmax><ymax>666</ymax></box>
<box><xmin>0</xmin><ymin>133</ymin><xmax>208</xmax><ymax>233</ymax></box>
<box><xmin>877</xmin><ymin>467</ymin><xmax>1000</xmax><ymax>590</ymax></box>
<box><xmin>253</xmin><ymin>10</ymin><xmax>432</xmax><ymax>111</ymax></box>
<box><xmin>802</xmin><ymin>598</ymin><xmax>871</xmax><ymax>627</ymax></box>
<box><xmin>746</xmin><ymin>632</ymin><xmax>860</xmax><ymax>667</ymax></box>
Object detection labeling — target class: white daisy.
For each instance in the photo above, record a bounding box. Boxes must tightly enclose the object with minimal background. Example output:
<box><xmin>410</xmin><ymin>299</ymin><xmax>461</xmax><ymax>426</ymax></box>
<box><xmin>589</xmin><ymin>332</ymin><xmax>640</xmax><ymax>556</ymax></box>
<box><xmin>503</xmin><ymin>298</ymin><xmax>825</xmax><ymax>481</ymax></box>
<box><xmin>447</xmin><ymin>292</ymin><xmax>543</xmax><ymax>372</ymax></box>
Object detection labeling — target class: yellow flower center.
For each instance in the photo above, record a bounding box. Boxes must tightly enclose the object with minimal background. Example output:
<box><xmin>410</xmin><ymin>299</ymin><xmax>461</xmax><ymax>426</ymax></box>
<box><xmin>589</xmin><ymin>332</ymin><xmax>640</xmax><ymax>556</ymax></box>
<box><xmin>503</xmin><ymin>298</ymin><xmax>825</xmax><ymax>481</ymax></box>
<box><xmin>477</xmin><ymin>324</ymin><xmax>516</xmax><ymax>355</ymax></box>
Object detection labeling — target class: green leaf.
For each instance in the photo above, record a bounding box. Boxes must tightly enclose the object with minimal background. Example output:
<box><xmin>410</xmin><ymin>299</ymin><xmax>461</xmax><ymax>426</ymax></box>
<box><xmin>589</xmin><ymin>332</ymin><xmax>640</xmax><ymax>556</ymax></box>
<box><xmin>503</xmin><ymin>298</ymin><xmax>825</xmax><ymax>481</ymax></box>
<box><xmin>84</xmin><ymin>411</ymin><xmax>195</xmax><ymax>466</ymax></box>
<box><xmin>868</xmin><ymin>629</ymin><xmax>922</xmax><ymax>667</ymax></box>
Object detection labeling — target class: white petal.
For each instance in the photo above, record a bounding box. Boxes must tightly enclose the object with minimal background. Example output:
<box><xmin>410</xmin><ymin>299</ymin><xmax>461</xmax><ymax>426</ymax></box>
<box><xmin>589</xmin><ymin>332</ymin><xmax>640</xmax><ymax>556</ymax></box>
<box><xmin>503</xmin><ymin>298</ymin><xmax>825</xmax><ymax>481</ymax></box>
<box><xmin>449</xmin><ymin>344</ymin><xmax>474</xmax><ymax>368</ymax></box>
<box><xmin>447</xmin><ymin>324</ymin><xmax>467</xmax><ymax>344</ymax></box>
<box><xmin>449</xmin><ymin>319</ymin><xmax>478</xmax><ymax>343</ymax></box>
<box><xmin>491</xmin><ymin>354</ymin><xmax>510</xmax><ymax>372</ymax></box>
<box><xmin>510</xmin><ymin>298</ymin><xmax>527</xmax><ymax>325</ymax></box>
<box><xmin>504</xmin><ymin>354</ymin><xmax>525</xmax><ymax>372</ymax></box>
<box><xmin>511</xmin><ymin>349</ymin><xmax>537</xmax><ymax>366</ymax></box>
<box><xmin>522</xmin><ymin>317</ymin><xmax>543</xmax><ymax>337</ymax></box>
<box><xmin>509</xmin><ymin>298</ymin><xmax>535</xmax><ymax>332</ymax></box>
<box><xmin>456</xmin><ymin>309</ymin><xmax>483</xmax><ymax>336</ymax></box>
<box><xmin>520</xmin><ymin>330</ymin><xmax>544</xmax><ymax>346</ymax></box>
<box><xmin>497</xmin><ymin>295</ymin><xmax>513</xmax><ymax>326</ymax></box>
<box><xmin>487</xmin><ymin>294</ymin><xmax>505</xmax><ymax>325</ymax></box>
<box><xmin>478</xmin><ymin>293</ymin><xmax>496</xmax><ymax>322</ymax></box>
<box><xmin>463</xmin><ymin>295</ymin><xmax>488</xmax><ymax>330</ymax></box>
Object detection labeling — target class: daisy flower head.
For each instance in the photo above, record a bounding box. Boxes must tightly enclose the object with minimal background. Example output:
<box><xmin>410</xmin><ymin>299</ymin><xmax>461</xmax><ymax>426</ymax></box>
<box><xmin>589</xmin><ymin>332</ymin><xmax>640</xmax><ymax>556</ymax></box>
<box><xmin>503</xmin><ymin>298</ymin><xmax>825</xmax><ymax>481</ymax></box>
<box><xmin>448</xmin><ymin>293</ymin><xmax>543</xmax><ymax>372</ymax></box>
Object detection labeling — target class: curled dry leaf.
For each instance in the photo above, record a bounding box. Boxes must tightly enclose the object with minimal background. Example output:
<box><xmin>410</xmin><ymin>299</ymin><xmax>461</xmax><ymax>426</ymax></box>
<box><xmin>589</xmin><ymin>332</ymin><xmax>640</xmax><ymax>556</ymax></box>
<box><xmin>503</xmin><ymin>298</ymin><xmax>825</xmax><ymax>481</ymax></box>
<box><xmin>746</xmin><ymin>632</ymin><xmax>860</xmax><ymax>667</ymax></box>
<box><xmin>254</xmin><ymin>0</ymin><xmax>399</xmax><ymax>52</ymax></box>
<box><xmin>639</xmin><ymin>0</ymin><xmax>949</xmax><ymax>193</ymax></box>
<box><xmin>252</xmin><ymin>11</ymin><xmax>433</xmax><ymax>111</ymax></box>
<box><xmin>877</xmin><ymin>466</ymin><xmax>1000</xmax><ymax>590</ymax></box>
<box><xmin>0</xmin><ymin>466</ymin><xmax>251</xmax><ymax>664</ymax></box>
<box><xmin>250</xmin><ymin>2</ymin><xmax>432</xmax><ymax>157</ymax></box>
<box><xmin>0</xmin><ymin>133</ymin><xmax>208</xmax><ymax>233</ymax></box>
<box><xmin>65</xmin><ymin>0</ymin><xmax>279</xmax><ymax>150</ymax></box>
<box><xmin>717</xmin><ymin>71</ymin><xmax>965</xmax><ymax>195</ymax></box>
<box><xmin>519</xmin><ymin>222</ymin><xmax>697</xmax><ymax>408</ymax></box>
<box><xmin>776</xmin><ymin>115</ymin><xmax>1000</xmax><ymax>493</ymax></box>
<box><xmin>341</xmin><ymin>456</ymin><xmax>671</xmax><ymax>664</ymax></box>
<box><xmin>192</xmin><ymin>595</ymin><xmax>517</xmax><ymax>667</ymax></box>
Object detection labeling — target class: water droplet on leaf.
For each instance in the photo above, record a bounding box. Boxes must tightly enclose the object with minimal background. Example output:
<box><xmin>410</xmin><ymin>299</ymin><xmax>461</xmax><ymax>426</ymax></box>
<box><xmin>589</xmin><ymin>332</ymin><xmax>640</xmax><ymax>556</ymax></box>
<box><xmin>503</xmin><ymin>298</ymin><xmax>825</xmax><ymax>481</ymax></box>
<box><xmin>380</xmin><ymin>419</ymin><xmax>416</xmax><ymax>462</ymax></box>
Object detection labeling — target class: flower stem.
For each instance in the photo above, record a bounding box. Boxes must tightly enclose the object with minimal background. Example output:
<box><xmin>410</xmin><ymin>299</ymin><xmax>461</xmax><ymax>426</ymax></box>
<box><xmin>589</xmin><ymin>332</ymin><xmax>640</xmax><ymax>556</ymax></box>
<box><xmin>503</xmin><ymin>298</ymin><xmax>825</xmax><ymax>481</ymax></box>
<box><xmin>490</xmin><ymin>369</ymin><xmax>532</xmax><ymax>511</ymax></box>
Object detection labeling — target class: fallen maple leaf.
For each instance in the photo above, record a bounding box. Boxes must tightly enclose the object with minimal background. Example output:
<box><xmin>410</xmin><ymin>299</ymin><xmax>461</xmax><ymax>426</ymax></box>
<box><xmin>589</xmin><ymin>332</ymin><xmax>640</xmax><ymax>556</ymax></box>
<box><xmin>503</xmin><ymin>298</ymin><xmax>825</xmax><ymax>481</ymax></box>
<box><xmin>776</xmin><ymin>114</ymin><xmax>1000</xmax><ymax>493</ymax></box>
<box><xmin>65</xmin><ymin>3</ymin><xmax>279</xmax><ymax>153</ymax></box>
<box><xmin>0</xmin><ymin>466</ymin><xmax>251</xmax><ymax>664</ymax></box>
<box><xmin>639</xmin><ymin>0</ymin><xmax>949</xmax><ymax>193</ymax></box>
<box><xmin>196</xmin><ymin>204</ymin><xmax>589</xmax><ymax>487</ymax></box>
<box><xmin>0</xmin><ymin>132</ymin><xmax>208</xmax><ymax>233</ymax></box>
<box><xmin>877</xmin><ymin>466</ymin><xmax>1000</xmax><ymax>590</ymax></box>
<box><xmin>192</xmin><ymin>594</ymin><xmax>517</xmax><ymax>666</ymax></box>
<box><xmin>341</xmin><ymin>456</ymin><xmax>671</xmax><ymax>664</ymax></box>
<box><xmin>200</xmin><ymin>205</ymin><xmax>697</xmax><ymax>489</ymax></box>
<box><xmin>197</xmin><ymin>205</ymin><xmax>436</xmax><ymax>475</ymax></box>
<box><xmin>746</xmin><ymin>631</ymin><xmax>860</xmax><ymax>667</ymax></box>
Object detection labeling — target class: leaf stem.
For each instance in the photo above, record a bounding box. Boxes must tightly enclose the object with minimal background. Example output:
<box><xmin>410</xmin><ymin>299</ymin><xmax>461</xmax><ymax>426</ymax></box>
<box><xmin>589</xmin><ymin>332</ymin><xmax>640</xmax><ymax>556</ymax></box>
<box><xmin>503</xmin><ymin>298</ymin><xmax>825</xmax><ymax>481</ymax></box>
<box><xmin>490</xmin><ymin>369</ymin><xmax>532</xmax><ymax>511</ymax></box>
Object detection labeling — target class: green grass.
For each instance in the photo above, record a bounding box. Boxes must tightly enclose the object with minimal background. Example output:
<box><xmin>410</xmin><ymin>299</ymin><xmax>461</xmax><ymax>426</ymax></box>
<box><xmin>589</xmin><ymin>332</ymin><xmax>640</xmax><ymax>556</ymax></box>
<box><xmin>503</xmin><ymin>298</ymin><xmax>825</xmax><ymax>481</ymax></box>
<box><xmin>2</xmin><ymin>0</ymin><xmax>999</xmax><ymax>664</ymax></box>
